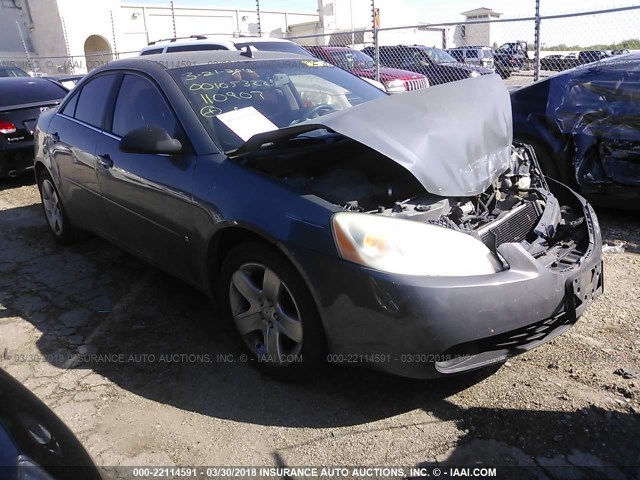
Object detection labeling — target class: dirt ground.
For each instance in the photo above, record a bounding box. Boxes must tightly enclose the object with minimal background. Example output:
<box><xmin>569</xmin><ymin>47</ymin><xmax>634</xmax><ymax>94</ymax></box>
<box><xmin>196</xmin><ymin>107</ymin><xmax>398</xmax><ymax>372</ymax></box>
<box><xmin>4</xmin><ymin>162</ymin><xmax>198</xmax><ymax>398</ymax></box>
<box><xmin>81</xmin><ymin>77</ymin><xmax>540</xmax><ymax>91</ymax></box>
<box><xmin>0</xmin><ymin>176</ymin><xmax>638</xmax><ymax>480</ymax></box>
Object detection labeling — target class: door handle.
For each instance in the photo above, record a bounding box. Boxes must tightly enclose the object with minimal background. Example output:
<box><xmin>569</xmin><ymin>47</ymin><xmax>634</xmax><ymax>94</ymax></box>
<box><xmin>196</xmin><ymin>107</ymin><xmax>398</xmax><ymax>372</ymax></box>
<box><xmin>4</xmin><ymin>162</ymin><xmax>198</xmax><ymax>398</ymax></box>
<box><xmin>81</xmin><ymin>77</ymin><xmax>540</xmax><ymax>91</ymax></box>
<box><xmin>51</xmin><ymin>132</ymin><xmax>60</xmax><ymax>143</ymax></box>
<box><xmin>97</xmin><ymin>154</ymin><xmax>113</xmax><ymax>169</ymax></box>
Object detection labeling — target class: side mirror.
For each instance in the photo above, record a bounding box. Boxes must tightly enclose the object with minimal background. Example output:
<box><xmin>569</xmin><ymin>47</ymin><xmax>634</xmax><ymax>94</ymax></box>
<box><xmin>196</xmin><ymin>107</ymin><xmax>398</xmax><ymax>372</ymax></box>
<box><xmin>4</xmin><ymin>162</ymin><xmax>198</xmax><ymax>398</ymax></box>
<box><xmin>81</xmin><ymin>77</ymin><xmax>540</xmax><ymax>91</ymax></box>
<box><xmin>119</xmin><ymin>125</ymin><xmax>182</xmax><ymax>155</ymax></box>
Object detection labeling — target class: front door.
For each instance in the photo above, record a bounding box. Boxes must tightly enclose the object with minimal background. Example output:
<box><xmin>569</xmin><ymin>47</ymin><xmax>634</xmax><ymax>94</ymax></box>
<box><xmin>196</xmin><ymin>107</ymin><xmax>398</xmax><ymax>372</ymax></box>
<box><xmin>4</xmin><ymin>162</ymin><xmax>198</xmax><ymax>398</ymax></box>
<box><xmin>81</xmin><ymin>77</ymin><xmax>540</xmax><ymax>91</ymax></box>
<box><xmin>95</xmin><ymin>73</ymin><xmax>197</xmax><ymax>283</ymax></box>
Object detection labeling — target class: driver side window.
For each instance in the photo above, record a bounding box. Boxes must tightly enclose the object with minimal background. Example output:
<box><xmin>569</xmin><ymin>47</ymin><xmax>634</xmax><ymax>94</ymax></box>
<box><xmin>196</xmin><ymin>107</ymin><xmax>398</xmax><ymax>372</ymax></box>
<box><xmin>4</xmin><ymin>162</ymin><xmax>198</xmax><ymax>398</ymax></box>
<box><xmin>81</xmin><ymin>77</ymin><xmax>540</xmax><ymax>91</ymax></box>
<box><xmin>111</xmin><ymin>74</ymin><xmax>178</xmax><ymax>138</ymax></box>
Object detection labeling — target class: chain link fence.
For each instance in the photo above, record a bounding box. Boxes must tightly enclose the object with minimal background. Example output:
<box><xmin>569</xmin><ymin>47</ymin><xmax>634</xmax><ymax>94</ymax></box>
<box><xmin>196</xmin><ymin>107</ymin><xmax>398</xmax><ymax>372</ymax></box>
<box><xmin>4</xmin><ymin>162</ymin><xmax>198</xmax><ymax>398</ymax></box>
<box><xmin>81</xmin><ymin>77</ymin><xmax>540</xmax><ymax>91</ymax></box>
<box><xmin>285</xmin><ymin>5</ymin><xmax>640</xmax><ymax>89</ymax></box>
<box><xmin>1</xmin><ymin>4</ymin><xmax>639</xmax><ymax>89</ymax></box>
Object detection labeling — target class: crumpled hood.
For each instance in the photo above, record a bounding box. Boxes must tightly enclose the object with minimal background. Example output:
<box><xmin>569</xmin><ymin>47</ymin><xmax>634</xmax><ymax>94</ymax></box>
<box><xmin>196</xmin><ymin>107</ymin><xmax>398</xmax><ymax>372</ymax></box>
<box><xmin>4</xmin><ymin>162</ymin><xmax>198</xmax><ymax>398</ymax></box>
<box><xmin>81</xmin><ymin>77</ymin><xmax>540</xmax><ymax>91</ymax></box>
<box><xmin>237</xmin><ymin>74</ymin><xmax>513</xmax><ymax>197</ymax></box>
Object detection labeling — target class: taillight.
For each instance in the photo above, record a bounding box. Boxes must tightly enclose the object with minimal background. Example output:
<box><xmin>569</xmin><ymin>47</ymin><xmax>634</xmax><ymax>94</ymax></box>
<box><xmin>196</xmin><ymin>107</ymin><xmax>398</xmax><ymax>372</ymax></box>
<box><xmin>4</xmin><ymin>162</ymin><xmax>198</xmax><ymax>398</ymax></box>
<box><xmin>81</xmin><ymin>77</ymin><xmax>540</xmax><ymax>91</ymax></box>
<box><xmin>0</xmin><ymin>121</ymin><xmax>17</xmax><ymax>134</ymax></box>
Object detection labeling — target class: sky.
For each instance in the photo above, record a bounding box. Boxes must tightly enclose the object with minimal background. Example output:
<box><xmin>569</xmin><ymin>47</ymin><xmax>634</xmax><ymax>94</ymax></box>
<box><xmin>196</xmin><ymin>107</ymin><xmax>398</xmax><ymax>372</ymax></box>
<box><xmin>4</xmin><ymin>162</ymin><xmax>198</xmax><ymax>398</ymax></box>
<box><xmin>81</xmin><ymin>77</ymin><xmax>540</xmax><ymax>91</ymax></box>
<box><xmin>129</xmin><ymin>0</ymin><xmax>640</xmax><ymax>46</ymax></box>
<box><xmin>130</xmin><ymin>0</ymin><xmax>640</xmax><ymax>20</ymax></box>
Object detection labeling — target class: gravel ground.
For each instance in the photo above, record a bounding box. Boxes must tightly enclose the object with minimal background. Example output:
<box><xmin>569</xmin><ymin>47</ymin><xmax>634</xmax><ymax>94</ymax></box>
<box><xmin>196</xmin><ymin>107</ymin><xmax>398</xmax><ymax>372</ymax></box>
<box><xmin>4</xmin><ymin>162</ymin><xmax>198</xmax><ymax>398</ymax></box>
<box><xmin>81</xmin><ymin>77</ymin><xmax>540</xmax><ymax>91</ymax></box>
<box><xmin>0</xmin><ymin>176</ymin><xmax>638</xmax><ymax>480</ymax></box>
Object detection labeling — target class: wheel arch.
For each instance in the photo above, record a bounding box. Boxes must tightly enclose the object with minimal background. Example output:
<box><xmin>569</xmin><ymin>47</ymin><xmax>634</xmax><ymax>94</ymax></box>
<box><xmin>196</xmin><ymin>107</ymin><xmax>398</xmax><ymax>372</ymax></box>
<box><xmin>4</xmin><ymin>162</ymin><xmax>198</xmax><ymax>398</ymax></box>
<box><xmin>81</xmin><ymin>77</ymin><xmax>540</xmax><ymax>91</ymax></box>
<box><xmin>34</xmin><ymin>161</ymin><xmax>48</xmax><ymax>184</ymax></box>
<box><xmin>513</xmin><ymin>132</ymin><xmax>577</xmax><ymax>188</ymax></box>
<box><xmin>204</xmin><ymin>224</ymin><xmax>325</xmax><ymax>325</ymax></box>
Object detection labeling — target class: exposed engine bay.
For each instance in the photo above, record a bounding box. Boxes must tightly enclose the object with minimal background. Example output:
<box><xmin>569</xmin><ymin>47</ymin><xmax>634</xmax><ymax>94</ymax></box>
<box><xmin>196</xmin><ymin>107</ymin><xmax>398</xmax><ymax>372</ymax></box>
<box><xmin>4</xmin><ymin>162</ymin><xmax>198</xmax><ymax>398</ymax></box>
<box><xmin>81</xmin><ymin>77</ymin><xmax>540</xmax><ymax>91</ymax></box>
<box><xmin>236</xmin><ymin>135</ymin><xmax>589</xmax><ymax>270</ymax></box>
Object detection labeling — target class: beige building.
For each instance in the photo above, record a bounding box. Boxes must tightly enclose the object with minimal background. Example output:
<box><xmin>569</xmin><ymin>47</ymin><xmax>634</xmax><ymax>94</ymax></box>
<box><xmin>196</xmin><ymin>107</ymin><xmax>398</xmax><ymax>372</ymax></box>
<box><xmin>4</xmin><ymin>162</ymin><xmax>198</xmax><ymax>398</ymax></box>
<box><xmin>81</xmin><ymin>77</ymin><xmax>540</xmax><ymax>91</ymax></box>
<box><xmin>452</xmin><ymin>7</ymin><xmax>504</xmax><ymax>48</ymax></box>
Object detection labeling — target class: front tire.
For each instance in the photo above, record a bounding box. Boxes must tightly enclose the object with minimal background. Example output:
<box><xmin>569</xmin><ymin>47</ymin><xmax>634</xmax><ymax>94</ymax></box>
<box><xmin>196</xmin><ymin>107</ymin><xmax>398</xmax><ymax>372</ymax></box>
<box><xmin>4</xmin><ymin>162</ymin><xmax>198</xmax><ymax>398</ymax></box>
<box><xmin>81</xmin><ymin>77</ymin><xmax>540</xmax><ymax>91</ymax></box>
<box><xmin>219</xmin><ymin>242</ymin><xmax>326</xmax><ymax>381</ymax></box>
<box><xmin>37</xmin><ymin>170</ymin><xmax>86</xmax><ymax>244</ymax></box>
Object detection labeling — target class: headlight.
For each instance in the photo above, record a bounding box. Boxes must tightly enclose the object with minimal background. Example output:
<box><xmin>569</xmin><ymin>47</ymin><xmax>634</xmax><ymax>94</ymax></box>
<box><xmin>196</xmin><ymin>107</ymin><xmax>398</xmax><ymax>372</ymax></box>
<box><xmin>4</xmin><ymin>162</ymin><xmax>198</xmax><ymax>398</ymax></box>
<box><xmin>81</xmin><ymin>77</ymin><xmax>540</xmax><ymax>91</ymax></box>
<box><xmin>384</xmin><ymin>78</ymin><xmax>407</xmax><ymax>93</ymax></box>
<box><xmin>469</xmin><ymin>70</ymin><xmax>481</xmax><ymax>78</ymax></box>
<box><xmin>332</xmin><ymin>213</ymin><xmax>504</xmax><ymax>276</ymax></box>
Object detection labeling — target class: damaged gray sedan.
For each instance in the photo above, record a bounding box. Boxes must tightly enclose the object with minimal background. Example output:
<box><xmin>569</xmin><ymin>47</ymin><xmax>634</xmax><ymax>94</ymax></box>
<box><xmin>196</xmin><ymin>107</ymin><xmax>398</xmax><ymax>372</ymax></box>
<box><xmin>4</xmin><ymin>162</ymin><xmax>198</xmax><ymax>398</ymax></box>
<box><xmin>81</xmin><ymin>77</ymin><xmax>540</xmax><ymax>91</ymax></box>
<box><xmin>34</xmin><ymin>51</ymin><xmax>603</xmax><ymax>381</ymax></box>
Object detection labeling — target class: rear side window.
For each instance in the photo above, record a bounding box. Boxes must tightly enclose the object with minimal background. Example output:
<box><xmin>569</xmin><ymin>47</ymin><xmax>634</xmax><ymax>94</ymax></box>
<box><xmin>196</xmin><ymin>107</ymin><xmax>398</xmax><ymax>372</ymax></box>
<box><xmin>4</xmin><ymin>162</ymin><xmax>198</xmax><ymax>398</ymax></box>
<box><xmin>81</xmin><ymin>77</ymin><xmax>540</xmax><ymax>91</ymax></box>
<box><xmin>0</xmin><ymin>79</ymin><xmax>67</xmax><ymax>107</ymax></box>
<box><xmin>74</xmin><ymin>74</ymin><xmax>118</xmax><ymax>128</ymax></box>
<box><xmin>61</xmin><ymin>91</ymin><xmax>79</xmax><ymax>116</ymax></box>
<box><xmin>166</xmin><ymin>44</ymin><xmax>228</xmax><ymax>53</ymax></box>
<box><xmin>111</xmin><ymin>74</ymin><xmax>178</xmax><ymax>138</ymax></box>
<box><xmin>141</xmin><ymin>48</ymin><xmax>163</xmax><ymax>55</ymax></box>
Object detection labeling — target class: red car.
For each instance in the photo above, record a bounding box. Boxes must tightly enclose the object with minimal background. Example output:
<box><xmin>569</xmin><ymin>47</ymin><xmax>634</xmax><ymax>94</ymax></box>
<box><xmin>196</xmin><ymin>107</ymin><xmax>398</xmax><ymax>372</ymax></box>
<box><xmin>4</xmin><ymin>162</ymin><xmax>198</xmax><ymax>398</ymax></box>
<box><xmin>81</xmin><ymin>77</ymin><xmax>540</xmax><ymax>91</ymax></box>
<box><xmin>306</xmin><ymin>46</ymin><xmax>429</xmax><ymax>93</ymax></box>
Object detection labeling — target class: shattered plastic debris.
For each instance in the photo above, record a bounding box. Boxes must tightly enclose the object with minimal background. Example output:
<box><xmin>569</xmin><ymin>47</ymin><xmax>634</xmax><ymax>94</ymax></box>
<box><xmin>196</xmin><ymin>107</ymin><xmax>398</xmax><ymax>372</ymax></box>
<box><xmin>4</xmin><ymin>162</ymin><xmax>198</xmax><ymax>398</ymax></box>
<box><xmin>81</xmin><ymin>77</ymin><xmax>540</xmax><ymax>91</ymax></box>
<box><xmin>602</xmin><ymin>243</ymin><xmax>625</xmax><ymax>254</ymax></box>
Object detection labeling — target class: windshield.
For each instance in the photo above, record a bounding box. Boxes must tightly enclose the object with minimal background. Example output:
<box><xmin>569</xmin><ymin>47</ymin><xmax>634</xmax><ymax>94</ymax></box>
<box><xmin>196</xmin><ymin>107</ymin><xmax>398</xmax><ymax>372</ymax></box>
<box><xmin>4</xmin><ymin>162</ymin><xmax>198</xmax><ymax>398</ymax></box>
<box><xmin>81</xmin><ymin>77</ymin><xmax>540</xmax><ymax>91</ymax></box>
<box><xmin>235</xmin><ymin>41</ymin><xmax>311</xmax><ymax>56</ymax></box>
<box><xmin>327</xmin><ymin>50</ymin><xmax>375</xmax><ymax>70</ymax></box>
<box><xmin>422</xmin><ymin>48</ymin><xmax>457</xmax><ymax>64</ymax></box>
<box><xmin>170</xmin><ymin>59</ymin><xmax>387</xmax><ymax>151</ymax></box>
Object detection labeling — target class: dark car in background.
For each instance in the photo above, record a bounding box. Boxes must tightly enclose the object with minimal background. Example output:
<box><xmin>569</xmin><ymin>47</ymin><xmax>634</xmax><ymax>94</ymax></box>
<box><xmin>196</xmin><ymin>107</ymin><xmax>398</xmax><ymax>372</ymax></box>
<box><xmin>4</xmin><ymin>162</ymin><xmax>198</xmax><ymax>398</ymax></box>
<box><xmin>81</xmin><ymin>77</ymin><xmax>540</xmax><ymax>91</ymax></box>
<box><xmin>493</xmin><ymin>41</ymin><xmax>529</xmax><ymax>77</ymax></box>
<box><xmin>511</xmin><ymin>52</ymin><xmax>640</xmax><ymax>209</ymax></box>
<box><xmin>306</xmin><ymin>46</ymin><xmax>429</xmax><ymax>93</ymax></box>
<box><xmin>0</xmin><ymin>66</ymin><xmax>30</xmax><ymax>78</ymax></box>
<box><xmin>0</xmin><ymin>77</ymin><xmax>68</xmax><ymax>178</ymax></box>
<box><xmin>363</xmin><ymin>45</ymin><xmax>492</xmax><ymax>85</ymax></box>
<box><xmin>540</xmin><ymin>54</ymin><xmax>566</xmax><ymax>71</ymax></box>
<box><xmin>34</xmin><ymin>51</ymin><xmax>602</xmax><ymax>381</ymax></box>
<box><xmin>563</xmin><ymin>50</ymin><xmax>611</xmax><ymax>69</ymax></box>
<box><xmin>0</xmin><ymin>368</ymin><xmax>102</xmax><ymax>480</ymax></box>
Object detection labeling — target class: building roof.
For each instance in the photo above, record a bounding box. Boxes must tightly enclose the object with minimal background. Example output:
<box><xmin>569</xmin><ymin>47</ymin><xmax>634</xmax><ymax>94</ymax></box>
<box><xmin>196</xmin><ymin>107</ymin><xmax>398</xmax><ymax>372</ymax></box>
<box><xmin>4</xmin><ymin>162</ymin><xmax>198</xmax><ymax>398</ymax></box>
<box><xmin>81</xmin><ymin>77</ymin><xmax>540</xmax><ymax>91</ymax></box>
<box><xmin>460</xmin><ymin>7</ymin><xmax>503</xmax><ymax>17</ymax></box>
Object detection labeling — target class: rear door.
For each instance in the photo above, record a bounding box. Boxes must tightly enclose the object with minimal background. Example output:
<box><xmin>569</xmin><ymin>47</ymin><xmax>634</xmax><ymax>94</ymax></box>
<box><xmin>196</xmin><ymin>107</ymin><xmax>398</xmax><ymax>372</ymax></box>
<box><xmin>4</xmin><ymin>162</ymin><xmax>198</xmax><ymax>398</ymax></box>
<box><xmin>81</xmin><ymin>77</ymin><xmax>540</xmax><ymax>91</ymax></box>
<box><xmin>48</xmin><ymin>73</ymin><xmax>120</xmax><ymax>233</ymax></box>
<box><xmin>95</xmin><ymin>73</ymin><xmax>197</xmax><ymax>282</ymax></box>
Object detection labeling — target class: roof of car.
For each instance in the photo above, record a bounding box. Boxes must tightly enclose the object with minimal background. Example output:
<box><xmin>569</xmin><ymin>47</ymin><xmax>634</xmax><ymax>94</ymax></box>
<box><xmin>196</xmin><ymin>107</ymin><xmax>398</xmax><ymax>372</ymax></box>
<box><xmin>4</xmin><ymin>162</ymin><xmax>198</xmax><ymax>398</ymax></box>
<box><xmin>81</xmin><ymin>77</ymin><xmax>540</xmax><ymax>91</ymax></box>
<box><xmin>308</xmin><ymin>46</ymin><xmax>356</xmax><ymax>51</ymax></box>
<box><xmin>144</xmin><ymin>35</ymin><xmax>296</xmax><ymax>48</ymax></box>
<box><xmin>102</xmin><ymin>50</ymin><xmax>316</xmax><ymax>71</ymax></box>
<box><xmin>449</xmin><ymin>45</ymin><xmax>491</xmax><ymax>49</ymax></box>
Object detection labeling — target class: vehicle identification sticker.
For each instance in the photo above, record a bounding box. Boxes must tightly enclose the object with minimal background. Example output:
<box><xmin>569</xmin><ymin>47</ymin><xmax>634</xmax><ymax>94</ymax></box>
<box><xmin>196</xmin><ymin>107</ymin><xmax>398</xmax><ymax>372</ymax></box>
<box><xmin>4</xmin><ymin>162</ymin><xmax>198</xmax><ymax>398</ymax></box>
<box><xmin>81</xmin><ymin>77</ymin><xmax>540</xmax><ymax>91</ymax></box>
<box><xmin>215</xmin><ymin>106</ymin><xmax>278</xmax><ymax>141</ymax></box>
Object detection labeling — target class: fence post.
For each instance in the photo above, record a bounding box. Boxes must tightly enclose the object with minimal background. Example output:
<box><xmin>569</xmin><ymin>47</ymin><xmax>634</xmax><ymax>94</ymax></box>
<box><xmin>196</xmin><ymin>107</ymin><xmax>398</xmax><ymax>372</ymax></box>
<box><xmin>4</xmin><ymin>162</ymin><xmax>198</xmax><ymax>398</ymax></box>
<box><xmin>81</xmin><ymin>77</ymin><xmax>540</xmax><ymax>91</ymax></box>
<box><xmin>170</xmin><ymin>1</ymin><xmax>177</xmax><ymax>37</ymax></box>
<box><xmin>371</xmin><ymin>0</ymin><xmax>380</xmax><ymax>82</ymax></box>
<box><xmin>374</xmin><ymin>28</ymin><xmax>380</xmax><ymax>83</ymax></box>
<box><xmin>110</xmin><ymin>10</ymin><xmax>118</xmax><ymax>60</ymax></box>
<box><xmin>256</xmin><ymin>0</ymin><xmax>262</xmax><ymax>37</ymax></box>
<box><xmin>534</xmin><ymin>0</ymin><xmax>541</xmax><ymax>81</ymax></box>
<box><xmin>62</xmin><ymin>17</ymin><xmax>74</xmax><ymax>74</ymax></box>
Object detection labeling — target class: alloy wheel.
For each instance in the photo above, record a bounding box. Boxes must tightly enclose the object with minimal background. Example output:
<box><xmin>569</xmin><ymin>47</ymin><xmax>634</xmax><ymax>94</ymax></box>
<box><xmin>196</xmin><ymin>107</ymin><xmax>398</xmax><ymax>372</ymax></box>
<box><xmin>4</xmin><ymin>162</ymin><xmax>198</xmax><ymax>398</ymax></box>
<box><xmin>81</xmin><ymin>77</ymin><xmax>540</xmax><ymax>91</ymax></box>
<box><xmin>41</xmin><ymin>179</ymin><xmax>63</xmax><ymax>236</ymax></box>
<box><xmin>229</xmin><ymin>262</ymin><xmax>303</xmax><ymax>366</ymax></box>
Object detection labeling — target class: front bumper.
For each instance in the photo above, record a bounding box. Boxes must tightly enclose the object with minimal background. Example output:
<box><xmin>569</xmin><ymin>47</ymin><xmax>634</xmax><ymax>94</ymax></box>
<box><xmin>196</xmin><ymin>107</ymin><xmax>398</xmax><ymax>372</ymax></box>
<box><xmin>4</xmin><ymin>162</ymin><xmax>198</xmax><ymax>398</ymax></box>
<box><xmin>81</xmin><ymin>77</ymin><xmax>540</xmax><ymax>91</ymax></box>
<box><xmin>292</xmin><ymin>186</ymin><xmax>603</xmax><ymax>379</ymax></box>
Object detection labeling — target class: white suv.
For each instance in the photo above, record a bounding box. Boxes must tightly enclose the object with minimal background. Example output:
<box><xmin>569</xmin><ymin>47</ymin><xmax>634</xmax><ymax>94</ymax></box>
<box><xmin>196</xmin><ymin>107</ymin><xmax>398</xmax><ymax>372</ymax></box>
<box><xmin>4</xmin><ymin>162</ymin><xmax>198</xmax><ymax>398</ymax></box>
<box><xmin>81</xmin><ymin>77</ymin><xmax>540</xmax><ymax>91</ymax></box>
<box><xmin>140</xmin><ymin>35</ymin><xmax>311</xmax><ymax>56</ymax></box>
<box><xmin>140</xmin><ymin>35</ymin><xmax>387</xmax><ymax>91</ymax></box>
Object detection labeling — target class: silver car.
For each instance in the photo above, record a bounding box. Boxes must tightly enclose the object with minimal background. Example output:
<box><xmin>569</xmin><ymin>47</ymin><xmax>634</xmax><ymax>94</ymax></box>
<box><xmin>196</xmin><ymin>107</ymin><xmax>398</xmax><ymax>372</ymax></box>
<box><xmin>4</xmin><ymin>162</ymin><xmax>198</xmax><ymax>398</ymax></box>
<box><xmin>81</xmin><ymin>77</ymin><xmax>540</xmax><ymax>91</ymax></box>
<box><xmin>447</xmin><ymin>46</ymin><xmax>495</xmax><ymax>70</ymax></box>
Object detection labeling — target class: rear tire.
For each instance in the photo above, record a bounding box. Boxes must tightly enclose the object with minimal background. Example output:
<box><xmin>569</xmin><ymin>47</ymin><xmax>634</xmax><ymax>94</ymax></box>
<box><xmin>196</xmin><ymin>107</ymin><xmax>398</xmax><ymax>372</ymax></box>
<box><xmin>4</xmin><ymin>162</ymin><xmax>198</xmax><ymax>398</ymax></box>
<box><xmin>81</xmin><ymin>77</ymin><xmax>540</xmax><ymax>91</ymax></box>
<box><xmin>219</xmin><ymin>242</ymin><xmax>326</xmax><ymax>381</ymax></box>
<box><xmin>37</xmin><ymin>170</ymin><xmax>87</xmax><ymax>244</ymax></box>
